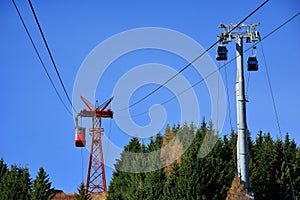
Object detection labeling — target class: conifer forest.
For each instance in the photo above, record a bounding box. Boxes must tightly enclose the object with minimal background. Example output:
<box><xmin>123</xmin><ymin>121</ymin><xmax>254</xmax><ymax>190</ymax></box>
<box><xmin>107</xmin><ymin>121</ymin><xmax>300</xmax><ymax>200</ymax></box>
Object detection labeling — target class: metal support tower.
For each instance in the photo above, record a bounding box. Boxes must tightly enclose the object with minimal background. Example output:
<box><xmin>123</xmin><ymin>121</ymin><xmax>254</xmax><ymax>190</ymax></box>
<box><xmin>86</xmin><ymin>116</ymin><xmax>107</xmax><ymax>193</ymax></box>
<box><xmin>218</xmin><ymin>23</ymin><xmax>260</xmax><ymax>197</ymax></box>
<box><xmin>75</xmin><ymin>96</ymin><xmax>113</xmax><ymax>193</ymax></box>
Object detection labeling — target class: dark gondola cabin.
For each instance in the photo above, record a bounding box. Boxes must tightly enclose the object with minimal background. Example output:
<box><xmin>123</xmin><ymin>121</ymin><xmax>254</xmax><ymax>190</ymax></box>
<box><xmin>75</xmin><ymin>127</ymin><xmax>86</xmax><ymax>147</ymax></box>
<box><xmin>216</xmin><ymin>45</ymin><xmax>228</xmax><ymax>61</ymax></box>
<box><xmin>247</xmin><ymin>56</ymin><xmax>258</xmax><ymax>71</ymax></box>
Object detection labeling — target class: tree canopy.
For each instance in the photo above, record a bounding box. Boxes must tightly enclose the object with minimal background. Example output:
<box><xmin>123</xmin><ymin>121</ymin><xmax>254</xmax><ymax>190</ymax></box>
<box><xmin>107</xmin><ymin>121</ymin><xmax>300</xmax><ymax>200</ymax></box>
<box><xmin>0</xmin><ymin>161</ymin><xmax>55</xmax><ymax>200</ymax></box>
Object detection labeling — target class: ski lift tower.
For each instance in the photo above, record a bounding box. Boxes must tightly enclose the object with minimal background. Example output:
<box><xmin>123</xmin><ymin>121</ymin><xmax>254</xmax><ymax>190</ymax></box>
<box><xmin>218</xmin><ymin>23</ymin><xmax>260</xmax><ymax>198</ymax></box>
<box><xmin>74</xmin><ymin>96</ymin><xmax>114</xmax><ymax>193</ymax></box>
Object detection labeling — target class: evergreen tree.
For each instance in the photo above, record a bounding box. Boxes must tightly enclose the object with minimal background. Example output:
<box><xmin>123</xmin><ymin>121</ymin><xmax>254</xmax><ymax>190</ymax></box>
<box><xmin>107</xmin><ymin>137</ymin><xmax>144</xmax><ymax>200</ymax></box>
<box><xmin>163</xmin><ymin>162</ymin><xmax>180</xmax><ymax>200</ymax></box>
<box><xmin>19</xmin><ymin>167</ymin><xmax>32</xmax><ymax>200</ymax></box>
<box><xmin>74</xmin><ymin>182</ymin><xmax>91</xmax><ymax>200</ymax></box>
<box><xmin>0</xmin><ymin>165</ymin><xmax>31</xmax><ymax>200</ymax></box>
<box><xmin>270</xmin><ymin>139</ymin><xmax>284</xmax><ymax>198</ymax></box>
<box><xmin>0</xmin><ymin>158</ymin><xmax>8</xmax><ymax>197</ymax></box>
<box><xmin>0</xmin><ymin>158</ymin><xmax>8</xmax><ymax>178</ymax></box>
<box><xmin>251</xmin><ymin>132</ymin><xmax>275</xmax><ymax>199</ymax></box>
<box><xmin>142</xmin><ymin>169</ymin><xmax>165</xmax><ymax>200</ymax></box>
<box><xmin>31</xmin><ymin>167</ymin><xmax>54</xmax><ymax>200</ymax></box>
<box><xmin>148</xmin><ymin>133</ymin><xmax>163</xmax><ymax>152</ymax></box>
<box><xmin>293</xmin><ymin>148</ymin><xmax>300</xmax><ymax>198</ymax></box>
<box><xmin>142</xmin><ymin>134</ymin><xmax>166</xmax><ymax>200</ymax></box>
<box><xmin>0</xmin><ymin>165</ymin><xmax>20</xmax><ymax>200</ymax></box>
<box><xmin>174</xmin><ymin>123</ymin><xmax>205</xmax><ymax>199</ymax></box>
<box><xmin>216</xmin><ymin>135</ymin><xmax>235</xmax><ymax>199</ymax></box>
<box><xmin>277</xmin><ymin>133</ymin><xmax>298</xmax><ymax>199</ymax></box>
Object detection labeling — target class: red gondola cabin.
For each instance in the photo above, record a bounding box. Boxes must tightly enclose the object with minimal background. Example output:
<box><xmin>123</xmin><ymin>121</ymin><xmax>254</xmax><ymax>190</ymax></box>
<box><xmin>75</xmin><ymin>127</ymin><xmax>86</xmax><ymax>147</ymax></box>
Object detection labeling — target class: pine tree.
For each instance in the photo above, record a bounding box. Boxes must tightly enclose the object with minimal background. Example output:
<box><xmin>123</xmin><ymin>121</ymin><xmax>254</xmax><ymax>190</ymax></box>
<box><xmin>0</xmin><ymin>165</ymin><xmax>20</xmax><ymax>200</ymax></box>
<box><xmin>273</xmin><ymin>139</ymin><xmax>286</xmax><ymax>199</ymax></box>
<box><xmin>142</xmin><ymin>169</ymin><xmax>165</xmax><ymax>200</ymax></box>
<box><xmin>251</xmin><ymin>132</ymin><xmax>275</xmax><ymax>199</ymax></box>
<box><xmin>0</xmin><ymin>158</ymin><xmax>8</xmax><ymax>178</ymax></box>
<box><xmin>174</xmin><ymin>124</ymin><xmax>203</xmax><ymax>199</ymax></box>
<box><xmin>0</xmin><ymin>158</ymin><xmax>8</xmax><ymax>197</ymax></box>
<box><xmin>142</xmin><ymin>134</ymin><xmax>166</xmax><ymax>200</ymax></box>
<box><xmin>74</xmin><ymin>182</ymin><xmax>91</xmax><ymax>200</ymax></box>
<box><xmin>277</xmin><ymin>133</ymin><xmax>298</xmax><ymax>199</ymax></box>
<box><xmin>163</xmin><ymin>162</ymin><xmax>180</xmax><ymax>200</ymax></box>
<box><xmin>216</xmin><ymin>135</ymin><xmax>235</xmax><ymax>199</ymax></box>
<box><xmin>293</xmin><ymin>148</ymin><xmax>300</xmax><ymax>198</ymax></box>
<box><xmin>0</xmin><ymin>164</ymin><xmax>31</xmax><ymax>200</ymax></box>
<box><xmin>107</xmin><ymin>137</ymin><xmax>143</xmax><ymax>200</ymax></box>
<box><xmin>19</xmin><ymin>167</ymin><xmax>32</xmax><ymax>200</ymax></box>
<box><xmin>31</xmin><ymin>167</ymin><xmax>54</xmax><ymax>200</ymax></box>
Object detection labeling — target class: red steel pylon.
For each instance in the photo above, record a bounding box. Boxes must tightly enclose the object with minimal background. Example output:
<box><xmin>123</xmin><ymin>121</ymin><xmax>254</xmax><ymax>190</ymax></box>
<box><xmin>75</xmin><ymin>96</ymin><xmax>113</xmax><ymax>193</ymax></box>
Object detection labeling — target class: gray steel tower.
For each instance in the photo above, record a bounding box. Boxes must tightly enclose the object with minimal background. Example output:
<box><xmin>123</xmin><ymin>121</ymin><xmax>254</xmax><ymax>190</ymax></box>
<box><xmin>218</xmin><ymin>23</ymin><xmax>260</xmax><ymax>199</ymax></box>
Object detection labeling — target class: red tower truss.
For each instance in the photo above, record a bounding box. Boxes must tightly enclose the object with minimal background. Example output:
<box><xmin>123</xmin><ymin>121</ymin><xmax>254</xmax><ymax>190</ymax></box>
<box><xmin>75</xmin><ymin>96</ymin><xmax>113</xmax><ymax>193</ymax></box>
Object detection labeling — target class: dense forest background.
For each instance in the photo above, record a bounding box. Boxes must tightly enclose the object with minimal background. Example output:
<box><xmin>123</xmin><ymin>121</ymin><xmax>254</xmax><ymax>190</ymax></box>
<box><xmin>1</xmin><ymin>119</ymin><xmax>299</xmax><ymax>199</ymax></box>
<box><xmin>0</xmin><ymin>160</ymin><xmax>92</xmax><ymax>200</ymax></box>
<box><xmin>0</xmin><ymin>162</ymin><xmax>54</xmax><ymax>200</ymax></box>
<box><xmin>107</xmin><ymin>120</ymin><xmax>300</xmax><ymax>200</ymax></box>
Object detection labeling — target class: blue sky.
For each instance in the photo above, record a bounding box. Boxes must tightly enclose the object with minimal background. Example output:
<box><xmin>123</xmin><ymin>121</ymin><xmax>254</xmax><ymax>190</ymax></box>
<box><xmin>1</xmin><ymin>0</ymin><xmax>299</xmax><ymax>193</ymax></box>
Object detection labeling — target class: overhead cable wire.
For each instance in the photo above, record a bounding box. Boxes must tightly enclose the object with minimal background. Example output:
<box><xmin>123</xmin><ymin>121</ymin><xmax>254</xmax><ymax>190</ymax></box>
<box><xmin>11</xmin><ymin>0</ymin><xmax>73</xmax><ymax>116</ymax></box>
<box><xmin>130</xmin><ymin>54</ymin><xmax>248</xmax><ymax>118</ymax></box>
<box><xmin>224</xmin><ymin>61</ymin><xmax>233</xmax><ymax>130</ymax></box>
<box><xmin>223</xmin><ymin>59</ymin><xmax>238</xmax><ymax>199</ymax></box>
<box><xmin>118</xmin><ymin>0</ymin><xmax>270</xmax><ymax>111</ymax></box>
<box><xmin>260</xmin><ymin>40</ymin><xmax>297</xmax><ymax>200</ymax></box>
<box><xmin>129</xmin><ymin>12</ymin><xmax>299</xmax><ymax>118</ymax></box>
<box><xmin>104</xmin><ymin>119</ymin><xmax>113</xmax><ymax>164</ymax></box>
<box><xmin>245</xmin><ymin>72</ymin><xmax>251</xmax><ymax>98</ymax></box>
<box><xmin>217</xmin><ymin>62</ymin><xmax>221</xmax><ymax>131</ymax></box>
<box><xmin>27</xmin><ymin>0</ymin><xmax>77</xmax><ymax>114</ymax></box>
<box><xmin>81</xmin><ymin>148</ymin><xmax>84</xmax><ymax>182</ymax></box>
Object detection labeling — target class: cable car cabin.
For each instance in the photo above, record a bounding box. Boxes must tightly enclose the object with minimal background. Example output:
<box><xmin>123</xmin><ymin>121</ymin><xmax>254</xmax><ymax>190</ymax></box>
<box><xmin>75</xmin><ymin>127</ymin><xmax>86</xmax><ymax>147</ymax></box>
<box><xmin>247</xmin><ymin>56</ymin><xmax>258</xmax><ymax>71</ymax></box>
<box><xmin>216</xmin><ymin>46</ymin><xmax>228</xmax><ymax>61</ymax></box>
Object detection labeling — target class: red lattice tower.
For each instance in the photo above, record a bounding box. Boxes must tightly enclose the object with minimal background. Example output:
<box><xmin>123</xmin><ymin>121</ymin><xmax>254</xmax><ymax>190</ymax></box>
<box><xmin>75</xmin><ymin>96</ymin><xmax>113</xmax><ymax>193</ymax></box>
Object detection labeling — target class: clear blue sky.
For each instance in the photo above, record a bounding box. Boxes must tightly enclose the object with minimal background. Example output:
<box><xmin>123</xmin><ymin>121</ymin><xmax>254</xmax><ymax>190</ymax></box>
<box><xmin>1</xmin><ymin>0</ymin><xmax>299</xmax><ymax>193</ymax></box>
